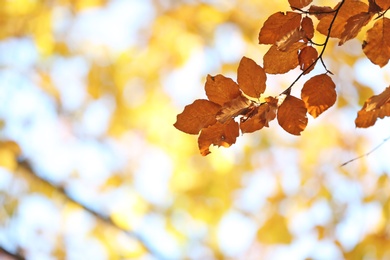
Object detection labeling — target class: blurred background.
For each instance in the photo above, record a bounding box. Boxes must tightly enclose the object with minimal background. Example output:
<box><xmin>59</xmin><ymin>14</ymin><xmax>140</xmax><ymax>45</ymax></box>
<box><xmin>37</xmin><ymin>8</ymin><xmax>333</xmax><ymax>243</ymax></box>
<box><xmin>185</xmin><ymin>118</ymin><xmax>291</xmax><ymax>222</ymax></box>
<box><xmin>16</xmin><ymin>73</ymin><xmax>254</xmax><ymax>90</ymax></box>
<box><xmin>0</xmin><ymin>0</ymin><xmax>390</xmax><ymax>259</ymax></box>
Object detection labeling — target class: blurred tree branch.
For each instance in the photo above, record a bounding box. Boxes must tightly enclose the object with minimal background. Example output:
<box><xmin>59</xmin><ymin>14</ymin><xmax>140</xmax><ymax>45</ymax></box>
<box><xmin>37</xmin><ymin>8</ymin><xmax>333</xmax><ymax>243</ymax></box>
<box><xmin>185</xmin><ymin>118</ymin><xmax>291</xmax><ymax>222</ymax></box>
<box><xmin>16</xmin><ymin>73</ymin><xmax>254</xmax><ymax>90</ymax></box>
<box><xmin>0</xmin><ymin>247</ymin><xmax>24</xmax><ymax>260</ymax></box>
<box><xmin>15</xmin><ymin>159</ymin><xmax>165</xmax><ymax>260</ymax></box>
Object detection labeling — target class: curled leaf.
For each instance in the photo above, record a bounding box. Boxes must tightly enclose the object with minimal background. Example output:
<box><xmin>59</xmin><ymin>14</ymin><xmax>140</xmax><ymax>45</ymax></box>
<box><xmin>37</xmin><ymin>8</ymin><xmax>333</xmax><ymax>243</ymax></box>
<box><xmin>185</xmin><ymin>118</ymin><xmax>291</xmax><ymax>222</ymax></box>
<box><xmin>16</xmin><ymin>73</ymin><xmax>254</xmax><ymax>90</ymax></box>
<box><xmin>216</xmin><ymin>95</ymin><xmax>253</xmax><ymax>123</ymax></box>
<box><xmin>240</xmin><ymin>97</ymin><xmax>278</xmax><ymax>133</ymax></box>
<box><xmin>339</xmin><ymin>12</ymin><xmax>372</xmax><ymax>45</ymax></box>
<box><xmin>355</xmin><ymin>87</ymin><xmax>390</xmax><ymax>128</ymax></box>
<box><xmin>363</xmin><ymin>18</ymin><xmax>390</xmax><ymax>67</ymax></box>
<box><xmin>277</xmin><ymin>95</ymin><xmax>308</xmax><ymax>135</ymax></box>
<box><xmin>205</xmin><ymin>74</ymin><xmax>241</xmax><ymax>106</ymax></box>
<box><xmin>316</xmin><ymin>0</ymin><xmax>369</xmax><ymax>39</ymax></box>
<box><xmin>301</xmin><ymin>74</ymin><xmax>336</xmax><ymax>118</ymax></box>
<box><xmin>174</xmin><ymin>99</ymin><xmax>221</xmax><ymax>134</ymax></box>
<box><xmin>198</xmin><ymin>120</ymin><xmax>239</xmax><ymax>156</ymax></box>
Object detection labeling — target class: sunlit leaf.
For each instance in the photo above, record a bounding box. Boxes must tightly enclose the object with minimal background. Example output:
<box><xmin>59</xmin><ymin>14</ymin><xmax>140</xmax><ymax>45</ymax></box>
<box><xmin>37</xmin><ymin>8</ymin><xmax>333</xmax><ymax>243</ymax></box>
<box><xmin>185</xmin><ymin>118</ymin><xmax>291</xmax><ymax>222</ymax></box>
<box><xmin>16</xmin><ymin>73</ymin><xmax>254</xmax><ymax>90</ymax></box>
<box><xmin>258</xmin><ymin>11</ymin><xmax>302</xmax><ymax>45</ymax></box>
<box><xmin>263</xmin><ymin>42</ymin><xmax>304</xmax><ymax>74</ymax></box>
<box><xmin>237</xmin><ymin>56</ymin><xmax>267</xmax><ymax>98</ymax></box>
<box><xmin>277</xmin><ymin>95</ymin><xmax>308</xmax><ymax>135</ymax></box>
<box><xmin>301</xmin><ymin>16</ymin><xmax>314</xmax><ymax>40</ymax></box>
<box><xmin>205</xmin><ymin>74</ymin><xmax>241</xmax><ymax>106</ymax></box>
<box><xmin>216</xmin><ymin>95</ymin><xmax>253</xmax><ymax>123</ymax></box>
<box><xmin>316</xmin><ymin>0</ymin><xmax>369</xmax><ymax>38</ymax></box>
<box><xmin>301</xmin><ymin>74</ymin><xmax>337</xmax><ymax>118</ymax></box>
<box><xmin>288</xmin><ymin>0</ymin><xmax>313</xmax><ymax>9</ymax></box>
<box><xmin>198</xmin><ymin>120</ymin><xmax>239</xmax><ymax>156</ymax></box>
<box><xmin>339</xmin><ymin>12</ymin><xmax>373</xmax><ymax>45</ymax></box>
<box><xmin>174</xmin><ymin>100</ymin><xmax>221</xmax><ymax>134</ymax></box>
<box><xmin>355</xmin><ymin>87</ymin><xmax>390</xmax><ymax>127</ymax></box>
<box><xmin>298</xmin><ymin>46</ymin><xmax>318</xmax><ymax>74</ymax></box>
<box><xmin>240</xmin><ymin>97</ymin><xmax>277</xmax><ymax>133</ymax></box>
<box><xmin>363</xmin><ymin>18</ymin><xmax>390</xmax><ymax>67</ymax></box>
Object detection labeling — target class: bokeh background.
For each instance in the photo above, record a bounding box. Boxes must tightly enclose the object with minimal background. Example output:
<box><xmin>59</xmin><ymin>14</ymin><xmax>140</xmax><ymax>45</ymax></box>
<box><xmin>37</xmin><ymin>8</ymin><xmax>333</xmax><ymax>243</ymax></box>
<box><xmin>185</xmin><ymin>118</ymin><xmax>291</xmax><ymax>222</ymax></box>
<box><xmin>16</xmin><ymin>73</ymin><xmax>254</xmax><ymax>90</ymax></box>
<box><xmin>1</xmin><ymin>0</ymin><xmax>390</xmax><ymax>259</ymax></box>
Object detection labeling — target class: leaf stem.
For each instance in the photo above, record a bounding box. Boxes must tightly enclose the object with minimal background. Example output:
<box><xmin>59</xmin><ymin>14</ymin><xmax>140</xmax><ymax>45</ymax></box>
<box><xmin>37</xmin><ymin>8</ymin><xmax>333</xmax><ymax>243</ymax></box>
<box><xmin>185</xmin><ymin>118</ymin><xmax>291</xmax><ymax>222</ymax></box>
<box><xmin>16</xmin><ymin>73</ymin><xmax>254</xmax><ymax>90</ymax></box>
<box><xmin>281</xmin><ymin>0</ymin><xmax>345</xmax><ymax>95</ymax></box>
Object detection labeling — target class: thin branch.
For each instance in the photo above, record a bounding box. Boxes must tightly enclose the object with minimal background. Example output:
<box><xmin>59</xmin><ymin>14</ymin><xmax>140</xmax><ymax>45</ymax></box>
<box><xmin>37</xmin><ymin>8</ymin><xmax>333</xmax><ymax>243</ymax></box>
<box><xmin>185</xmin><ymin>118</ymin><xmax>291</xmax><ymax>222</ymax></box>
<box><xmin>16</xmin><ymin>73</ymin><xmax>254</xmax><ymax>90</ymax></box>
<box><xmin>340</xmin><ymin>135</ymin><xmax>390</xmax><ymax>167</ymax></box>
<box><xmin>14</xmin><ymin>159</ymin><xmax>166</xmax><ymax>260</ymax></box>
<box><xmin>281</xmin><ymin>0</ymin><xmax>345</xmax><ymax>95</ymax></box>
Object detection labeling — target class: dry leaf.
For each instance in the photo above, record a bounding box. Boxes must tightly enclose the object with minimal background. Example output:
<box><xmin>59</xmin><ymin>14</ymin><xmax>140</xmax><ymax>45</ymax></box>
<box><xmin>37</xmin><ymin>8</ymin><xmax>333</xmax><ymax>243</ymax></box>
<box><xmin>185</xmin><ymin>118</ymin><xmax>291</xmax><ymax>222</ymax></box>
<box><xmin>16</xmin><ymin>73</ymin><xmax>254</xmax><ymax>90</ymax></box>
<box><xmin>174</xmin><ymin>99</ymin><xmax>221</xmax><ymax>134</ymax></box>
<box><xmin>288</xmin><ymin>0</ymin><xmax>313</xmax><ymax>9</ymax></box>
<box><xmin>259</xmin><ymin>11</ymin><xmax>302</xmax><ymax>45</ymax></box>
<box><xmin>237</xmin><ymin>57</ymin><xmax>267</xmax><ymax>98</ymax></box>
<box><xmin>216</xmin><ymin>95</ymin><xmax>253</xmax><ymax>123</ymax></box>
<box><xmin>375</xmin><ymin>0</ymin><xmax>390</xmax><ymax>10</ymax></box>
<box><xmin>198</xmin><ymin>120</ymin><xmax>239</xmax><ymax>156</ymax></box>
<box><xmin>301</xmin><ymin>74</ymin><xmax>336</xmax><ymax>118</ymax></box>
<box><xmin>240</xmin><ymin>98</ymin><xmax>277</xmax><ymax>133</ymax></box>
<box><xmin>298</xmin><ymin>46</ymin><xmax>318</xmax><ymax>74</ymax></box>
<box><xmin>339</xmin><ymin>12</ymin><xmax>373</xmax><ymax>45</ymax></box>
<box><xmin>316</xmin><ymin>0</ymin><xmax>369</xmax><ymax>39</ymax></box>
<box><xmin>205</xmin><ymin>74</ymin><xmax>241</xmax><ymax>106</ymax></box>
<box><xmin>308</xmin><ymin>5</ymin><xmax>334</xmax><ymax>20</ymax></box>
<box><xmin>356</xmin><ymin>87</ymin><xmax>390</xmax><ymax>128</ymax></box>
<box><xmin>301</xmin><ymin>16</ymin><xmax>314</xmax><ymax>40</ymax></box>
<box><xmin>277</xmin><ymin>95</ymin><xmax>308</xmax><ymax>135</ymax></box>
<box><xmin>363</xmin><ymin>18</ymin><xmax>390</xmax><ymax>67</ymax></box>
<box><xmin>264</xmin><ymin>42</ymin><xmax>304</xmax><ymax>74</ymax></box>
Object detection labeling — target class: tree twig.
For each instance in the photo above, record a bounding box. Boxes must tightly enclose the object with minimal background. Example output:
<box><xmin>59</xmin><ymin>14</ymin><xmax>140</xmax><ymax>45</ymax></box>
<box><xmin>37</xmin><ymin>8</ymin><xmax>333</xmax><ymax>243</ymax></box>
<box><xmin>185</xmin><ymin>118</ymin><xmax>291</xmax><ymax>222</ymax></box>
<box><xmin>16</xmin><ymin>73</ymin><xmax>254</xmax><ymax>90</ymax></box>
<box><xmin>281</xmin><ymin>0</ymin><xmax>345</xmax><ymax>95</ymax></box>
<box><xmin>340</xmin><ymin>135</ymin><xmax>390</xmax><ymax>167</ymax></box>
<box><xmin>12</xmin><ymin>159</ymin><xmax>166</xmax><ymax>260</ymax></box>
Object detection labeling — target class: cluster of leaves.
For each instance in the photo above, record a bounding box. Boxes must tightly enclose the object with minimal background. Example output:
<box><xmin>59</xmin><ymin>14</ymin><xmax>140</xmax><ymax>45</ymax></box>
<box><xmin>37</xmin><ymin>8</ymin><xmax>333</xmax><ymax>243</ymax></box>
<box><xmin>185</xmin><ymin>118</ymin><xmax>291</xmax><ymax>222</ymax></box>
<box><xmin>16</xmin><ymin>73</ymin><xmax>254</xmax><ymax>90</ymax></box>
<box><xmin>175</xmin><ymin>0</ymin><xmax>390</xmax><ymax>155</ymax></box>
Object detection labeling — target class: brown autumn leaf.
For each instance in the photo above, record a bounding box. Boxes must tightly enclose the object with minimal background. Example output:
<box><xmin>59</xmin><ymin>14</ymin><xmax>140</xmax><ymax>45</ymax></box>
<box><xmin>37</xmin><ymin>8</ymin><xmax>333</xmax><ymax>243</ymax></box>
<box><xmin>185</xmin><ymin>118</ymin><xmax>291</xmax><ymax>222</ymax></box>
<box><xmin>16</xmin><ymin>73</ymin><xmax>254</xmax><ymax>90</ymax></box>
<box><xmin>205</xmin><ymin>74</ymin><xmax>241</xmax><ymax>106</ymax></box>
<box><xmin>276</xmin><ymin>28</ymin><xmax>304</xmax><ymax>51</ymax></box>
<box><xmin>298</xmin><ymin>46</ymin><xmax>318</xmax><ymax>74</ymax></box>
<box><xmin>308</xmin><ymin>5</ymin><xmax>334</xmax><ymax>20</ymax></box>
<box><xmin>264</xmin><ymin>42</ymin><xmax>304</xmax><ymax>74</ymax></box>
<box><xmin>288</xmin><ymin>0</ymin><xmax>313</xmax><ymax>9</ymax></box>
<box><xmin>355</xmin><ymin>87</ymin><xmax>390</xmax><ymax>128</ymax></box>
<box><xmin>277</xmin><ymin>95</ymin><xmax>308</xmax><ymax>135</ymax></box>
<box><xmin>376</xmin><ymin>0</ymin><xmax>390</xmax><ymax>10</ymax></box>
<box><xmin>368</xmin><ymin>0</ymin><xmax>382</xmax><ymax>13</ymax></box>
<box><xmin>317</xmin><ymin>0</ymin><xmax>369</xmax><ymax>39</ymax></box>
<box><xmin>301</xmin><ymin>74</ymin><xmax>336</xmax><ymax>118</ymax></box>
<box><xmin>237</xmin><ymin>57</ymin><xmax>267</xmax><ymax>98</ymax></box>
<box><xmin>259</xmin><ymin>12</ymin><xmax>302</xmax><ymax>45</ymax></box>
<box><xmin>198</xmin><ymin>120</ymin><xmax>239</xmax><ymax>156</ymax></box>
<box><xmin>240</xmin><ymin>97</ymin><xmax>278</xmax><ymax>133</ymax></box>
<box><xmin>174</xmin><ymin>99</ymin><xmax>221</xmax><ymax>134</ymax></box>
<box><xmin>363</xmin><ymin>17</ymin><xmax>390</xmax><ymax>67</ymax></box>
<box><xmin>339</xmin><ymin>12</ymin><xmax>373</xmax><ymax>45</ymax></box>
<box><xmin>301</xmin><ymin>16</ymin><xmax>314</xmax><ymax>40</ymax></box>
<box><xmin>216</xmin><ymin>95</ymin><xmax>253</xmax><ymax>123</ymax></box>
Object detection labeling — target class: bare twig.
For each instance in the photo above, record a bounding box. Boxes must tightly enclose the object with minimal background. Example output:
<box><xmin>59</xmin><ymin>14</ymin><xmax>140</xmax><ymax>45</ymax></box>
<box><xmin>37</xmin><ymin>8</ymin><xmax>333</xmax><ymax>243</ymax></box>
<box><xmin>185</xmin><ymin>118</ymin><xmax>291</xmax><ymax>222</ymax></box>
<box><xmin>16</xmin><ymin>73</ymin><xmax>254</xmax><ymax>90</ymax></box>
<box><xmin>340</xmin><ymin>135</ymin><xmax>390</xmax><ymax>167</ymax></box>
<box><xmin>12</xmin><ymin>159</ymin><xmax>166</xmax><ymax>260</ymax></box>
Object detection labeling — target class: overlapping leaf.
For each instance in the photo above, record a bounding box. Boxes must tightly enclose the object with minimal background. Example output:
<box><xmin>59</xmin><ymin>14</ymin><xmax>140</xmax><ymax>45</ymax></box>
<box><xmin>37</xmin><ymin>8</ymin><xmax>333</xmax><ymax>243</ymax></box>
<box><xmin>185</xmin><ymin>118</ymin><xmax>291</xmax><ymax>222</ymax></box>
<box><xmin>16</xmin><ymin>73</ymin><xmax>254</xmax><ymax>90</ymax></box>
<box><xmin>237</xmin><ymin>56</ymin><xmax>267</xmax><ymax>98</ymax></box>
<box><xmin>174</xmin><ymin>100</ymin><xmax>221</xmax><ymax>134</ymax></box>
<box><xmin>301</xmin><ymin>74</ymin><xmax>336</xmax><ymax>118</ymax></box>
<box><xmin>298</xmin><ymin>46</ymin><xmax>318</xmax><ymax>74</ymax></box>
<box><xmin>288</xmin><ymin>0</ymin><xmax>313</xmax><ymax>9</ymax></box>
<box><xmin>264</xmin><ymin>42</ymin><xmax>304</xmax><ymax>74</ymax></box>
<box><xmin>198</xmin><ymin>120</ymin><xmax>239</xmax><ymax>156</ymax></box>
<box><xmin>375</xmin><ymin>0</ymin><xmax>390</xmax><ymax>10</ymax></box>
<box><xmin>300</xmin><ymin>16</ymin><xmax>314</xmax><ymax>40</ymax></box>
<box><xmin>240</xmin><ymin>97</ymin><xmax>278</xmax><ymax>133</ymax></box>
<box><xmin>216</xmin><ymin>95</ymin><xmax>253</xmax><ymax>123</ymax></box>
<box><xmin>363</xmin><ymin>18</ymin><xmax>390</xmax><ymax>67</ymax></box>
<box><xmin>339</xmin><ymin>12</ymin><xmax>373</xmax><ymax>45</ymax></box>
<box><xmin>205</xmin><ymin>74</ymin><xmax>241</xmax><ymax>105</ymax></box>
<box><xmin>356</xmin><ymin>87</ymin><xmax>390</xmax><ymax>128</ymax></box>
<box><xmin>259</xmin><ymin>12</ymin><xmax>302</xmax><ymax>45</ymax></box>
<box><xmin>316</xmin><ymin>0</ymin><xmax>369</xmax><ymax>39</ymax></box>
<box><xmin>277</xmin><ymin>95</ymin><xmax>308</xmax><ymax>135</ymax></box>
